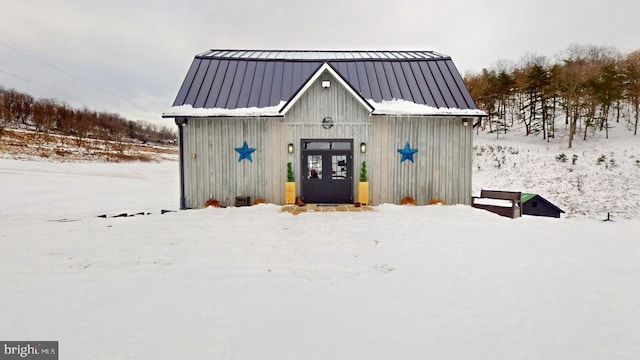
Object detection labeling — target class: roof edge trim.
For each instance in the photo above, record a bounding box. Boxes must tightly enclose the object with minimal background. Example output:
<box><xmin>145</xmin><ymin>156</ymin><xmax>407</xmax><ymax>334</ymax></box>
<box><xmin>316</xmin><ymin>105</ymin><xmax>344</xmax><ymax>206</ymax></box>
<box><xmin>195</xmin><ymin>49</ymin><xmax>452</xmax><ymax>61</ymax></box>
<box><xmin>162</xmin><ymin>101</ymin><xmax>288</xmax><ymax>118</ymax></box>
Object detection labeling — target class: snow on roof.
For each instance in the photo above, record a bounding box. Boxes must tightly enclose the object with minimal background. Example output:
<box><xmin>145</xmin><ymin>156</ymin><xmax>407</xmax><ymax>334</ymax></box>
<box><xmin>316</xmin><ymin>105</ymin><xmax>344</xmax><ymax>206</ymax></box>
<box><xmin>472</xmin><ymin>198</ymin><xmax>516</xmax><ymax>208</ymax></box>
<box><xmin>164</xmin><ymin>99</ymin><xmax>487</xmax><ymax>118</ymax></box>
<box><xmin>162</xmin><ymin>102</ymin><xmax>286</xmax><ymax>118</ymax></box>
<box><xmin>171</xmin><ymin>51</ymin><xmax>480</xmax><ymax>112</ymax></box>
<box><xmin>369</xmin><ymin>99</ymin><xmax>487</xmax><ymax>117</ymax></box>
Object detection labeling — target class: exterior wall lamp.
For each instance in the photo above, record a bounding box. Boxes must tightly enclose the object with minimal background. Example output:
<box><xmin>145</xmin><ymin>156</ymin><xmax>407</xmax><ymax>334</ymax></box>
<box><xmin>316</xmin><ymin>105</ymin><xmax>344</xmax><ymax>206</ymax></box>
<box><xmin>462</xmin><ymin>118</ymin><xmax>470</xmax><ymax>127</ymax></box>
<box><xmin>287</xmin><ymin>143</ymin><xmax>294</xmax><ymax>154</ymax></box>
<box><xmin>360</xmin><ymin>142</ymin><xmax>366</xmax><ymax>153</ymax></box>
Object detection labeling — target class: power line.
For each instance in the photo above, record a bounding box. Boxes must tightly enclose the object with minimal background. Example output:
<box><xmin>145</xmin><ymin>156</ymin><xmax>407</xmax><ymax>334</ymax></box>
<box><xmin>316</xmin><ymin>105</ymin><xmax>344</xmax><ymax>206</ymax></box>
<box><xmin>0</xmin><ymin>40</ymin><xmax>148</xmax><ymax>113</ymax></box>
<box><xmin>0</xmin><ymin>40</ymin><xmax>124</xmax><ymax>100</ymax></box>
<box><xmin>0</xmin><ymin>69</ymin><xmax>85</xmax><ymax>102</ymax></box>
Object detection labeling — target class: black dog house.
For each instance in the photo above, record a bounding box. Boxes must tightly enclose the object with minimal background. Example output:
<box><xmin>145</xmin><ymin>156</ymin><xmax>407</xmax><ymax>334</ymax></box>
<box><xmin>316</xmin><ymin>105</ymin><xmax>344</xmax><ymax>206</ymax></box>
<box><xmin>521</xmin><ymin>193</ymin><xmax>565</xmax><ymax>218</ymax></box>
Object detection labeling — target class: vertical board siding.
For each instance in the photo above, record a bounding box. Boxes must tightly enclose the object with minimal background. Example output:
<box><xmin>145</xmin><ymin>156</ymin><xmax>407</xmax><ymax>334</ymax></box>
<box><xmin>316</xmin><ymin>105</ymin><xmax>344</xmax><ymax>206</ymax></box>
<box><xmin>183</xmin><ymin>114</ymin><xmax>472</xmax><ymax>208</ymax></box>
<box><xmin>283</xmin><ymin>70</ymin><xmax>372</xmax><ymax>199</ymax></box>
<box><xmin>181</xmin><ymin>70</ymin><xmax>473</xmax><ymax>208</ymax></box>
<box><xmin>371</xmin><ymin>116</ymin><xmax>472</xmax><ymax>205</ymax></box>
<box><xmin>182</xmin><ymin>70</ymin><xmax>373</xmax><ymax>208</ymax></box>
<box><xmin>182</xmin><ymin>117</ymin><xmax>270</xmax><ymax>208</ymax></box>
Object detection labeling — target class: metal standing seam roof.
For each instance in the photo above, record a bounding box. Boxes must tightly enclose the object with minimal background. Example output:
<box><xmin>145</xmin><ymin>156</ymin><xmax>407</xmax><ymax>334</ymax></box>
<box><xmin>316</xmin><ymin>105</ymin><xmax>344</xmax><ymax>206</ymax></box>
<box><xmin>171</xmin><ymin>50</ymin><xmax>479</xmax><ymax>112</ymax></box>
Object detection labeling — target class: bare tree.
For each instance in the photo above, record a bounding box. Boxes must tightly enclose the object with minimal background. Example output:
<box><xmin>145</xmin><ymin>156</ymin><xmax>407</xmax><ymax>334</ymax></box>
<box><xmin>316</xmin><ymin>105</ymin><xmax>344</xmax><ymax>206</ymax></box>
<box><xmin>0</xmin><ymin>86</ymin><xmax>176</xmax><ymax>146</ymax></box>
<box><xmin>32</xmin><ymin>98</ymin><xmax>58</xmax><ymax>136</ymax></box>
<box><xmin>464</xmin><ymin>44</ymin><xmax>640</xmax><ymax>145</ymax></box>
<box><xmin>623</xmin><ymin>50</ymin><xmax>640</xmax><ymax>135</ymax></box>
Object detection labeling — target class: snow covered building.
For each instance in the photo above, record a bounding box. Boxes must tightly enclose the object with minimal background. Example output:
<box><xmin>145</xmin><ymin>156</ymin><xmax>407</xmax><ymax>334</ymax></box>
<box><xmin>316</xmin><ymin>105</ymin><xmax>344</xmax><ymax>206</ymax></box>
<box><xmin>163</xmin><ymin>50</ymin><xmax>485</xmax><ymax>209</ymax></box>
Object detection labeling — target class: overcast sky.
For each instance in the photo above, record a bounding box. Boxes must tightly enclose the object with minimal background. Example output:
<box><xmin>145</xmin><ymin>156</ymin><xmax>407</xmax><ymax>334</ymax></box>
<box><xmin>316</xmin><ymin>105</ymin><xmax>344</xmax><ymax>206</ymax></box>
<box><xmin>1</xmin><ymin>0</ymin><xmax>637</xmax><ymax>127</ymax></box>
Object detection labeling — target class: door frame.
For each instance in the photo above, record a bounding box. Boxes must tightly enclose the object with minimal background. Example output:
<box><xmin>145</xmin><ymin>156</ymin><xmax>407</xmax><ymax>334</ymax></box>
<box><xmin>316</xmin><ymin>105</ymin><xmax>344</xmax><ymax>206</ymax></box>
<box><xmin>300</xmin><ymin>138</ymin><xmax>354</xmax><ymax>204</ymax></box>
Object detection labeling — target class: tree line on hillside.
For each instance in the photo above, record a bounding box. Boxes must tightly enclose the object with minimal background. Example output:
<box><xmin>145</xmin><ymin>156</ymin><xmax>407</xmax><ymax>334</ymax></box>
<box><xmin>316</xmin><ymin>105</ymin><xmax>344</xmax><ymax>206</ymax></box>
<box><xmin>464</xmin><ymin>45</ymin><xmax>640</xmax><ymax>148</ymax></box>
<box><xmin>0</xmin><ymin>86</ymin><xmax>176</xmax><ymax>145</ymax></box>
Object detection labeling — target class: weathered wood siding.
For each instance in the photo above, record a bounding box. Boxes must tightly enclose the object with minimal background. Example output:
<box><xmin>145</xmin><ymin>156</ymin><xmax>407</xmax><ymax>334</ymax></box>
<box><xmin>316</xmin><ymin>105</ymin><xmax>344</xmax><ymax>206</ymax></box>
<box><xmin>181</xmin><ymin>70</ymin><xmax>372</xmax><ymax>208</ymax></box>
<box><xmin>276</xmin><ymin>70</ymin><xmax>372</xmax><ymax>200</ymax></box>
<box><xmin>181</xmin><ymin>117</ymin><xmax>273</xmax><ymax>208</ymax></box>
<box><xmin>180</xmin><ymin>69</ymin><xmax>473</xmax><ymax>207</ymax></box>
<box><xmin>369</xmin><ymin>116</ymin><xmax>473</xmax><ymax>205</ymax></box>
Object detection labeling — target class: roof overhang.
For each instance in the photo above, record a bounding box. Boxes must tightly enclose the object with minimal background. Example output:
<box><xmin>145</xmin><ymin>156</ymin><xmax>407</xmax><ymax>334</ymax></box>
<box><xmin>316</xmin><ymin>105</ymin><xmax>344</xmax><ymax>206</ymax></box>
<box><xmin>162</xmin><ymin>101</ymin><xmax>287</xmax><ymax>118</ymax></box>
<box><xmin>367</xmin><ymin>99</ymin><xmax>488</xmax><ymax>117</ymax></box>
<box><xmin>279</xmin><ymin>63</ymin><xmax>374</xmax><ymax>115</ymax></box>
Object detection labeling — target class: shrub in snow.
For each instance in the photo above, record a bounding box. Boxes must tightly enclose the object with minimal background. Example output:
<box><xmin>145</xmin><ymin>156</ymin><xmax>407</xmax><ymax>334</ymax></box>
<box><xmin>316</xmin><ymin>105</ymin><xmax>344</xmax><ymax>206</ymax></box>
<box><xmin>429</xmin><ymin>198</ymin><xmax>446</xmax><ymax>205</ymax></box>
<box><xmin>204</xmin><ymin>198</ymin><xmax>220</xmax><ymax>208</ymax></box>
<box><xmin>400</xmin><ymin>196</ymin><xmax>416</xmax><ymax>205</ymax></box>
<box><xmin>253</xmin><ymin>198</ymin><xmax>266</xmax><ymax>205</ymax></box>
<box><xmin>474</xmin><ymin>145</ymin><xmax>486</xmax><ymax>156</ymax></box>
<box><xmin>555</xmin><ymin>153</ymin><xmax>568</xmax><ymax>162</ymax></box>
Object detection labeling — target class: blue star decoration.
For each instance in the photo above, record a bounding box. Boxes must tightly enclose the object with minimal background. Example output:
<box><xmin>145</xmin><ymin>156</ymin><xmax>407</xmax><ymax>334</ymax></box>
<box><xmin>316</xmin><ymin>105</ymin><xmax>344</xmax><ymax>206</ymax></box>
<box><xmin>397</xmin><ymin>141</ymin><xmax>418</xmax><ymax>163</ymax></box>
<box><xmin>235</xmin><ymin>141</ymin><xmax>256</xmax><ymax>162</ymax></box>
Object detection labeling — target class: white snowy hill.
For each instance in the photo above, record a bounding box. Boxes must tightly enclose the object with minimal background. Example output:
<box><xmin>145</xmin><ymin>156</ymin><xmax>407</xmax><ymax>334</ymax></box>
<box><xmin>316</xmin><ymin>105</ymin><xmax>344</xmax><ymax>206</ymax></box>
<box><xmin>0</xmin><ymin>123</ymin><xmax>639</xmax><ymax>359</ymax></box>
<box><xmin>473</xmin><ymin>122</ymin><xmax>640</xmax><ymax>219</ymax></box>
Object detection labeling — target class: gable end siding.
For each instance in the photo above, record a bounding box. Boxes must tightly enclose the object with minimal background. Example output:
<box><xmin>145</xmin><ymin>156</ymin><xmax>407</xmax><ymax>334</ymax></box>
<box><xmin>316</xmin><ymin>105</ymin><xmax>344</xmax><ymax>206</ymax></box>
<box><xmin>280</xmin><ymin>70</ymin><xmax>372</xmax><ymax>199</ymax></box>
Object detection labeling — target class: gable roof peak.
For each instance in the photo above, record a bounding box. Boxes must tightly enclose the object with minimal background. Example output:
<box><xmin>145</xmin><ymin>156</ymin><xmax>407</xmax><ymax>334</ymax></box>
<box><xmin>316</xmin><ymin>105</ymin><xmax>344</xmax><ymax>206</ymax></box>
<box><xmin>279</xmin><ymin>63</ymin><xmax>373</xmax><ymax>115</ymax></box>
<box><xmin>168</xmin><ymin>48</ymin><xmax>481</xmax><ymax>114</ymax></box>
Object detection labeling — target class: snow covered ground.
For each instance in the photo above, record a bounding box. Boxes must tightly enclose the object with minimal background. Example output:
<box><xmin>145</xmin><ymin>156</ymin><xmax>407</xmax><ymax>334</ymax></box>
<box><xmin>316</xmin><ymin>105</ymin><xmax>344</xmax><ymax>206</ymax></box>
<box><xmin>473</xmin><ymin>122</ymin><xmax>640</xmax><ymax>219</ymax></box>
<box><xmin>1</xmin><ymin>126</ymin><xmax>640</xmax><ymax>359</ymax></box>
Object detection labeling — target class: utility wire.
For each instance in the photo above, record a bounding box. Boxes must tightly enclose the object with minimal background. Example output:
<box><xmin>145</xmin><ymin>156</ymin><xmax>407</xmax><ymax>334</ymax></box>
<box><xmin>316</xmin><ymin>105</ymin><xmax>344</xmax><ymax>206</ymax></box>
<box><xmin>0</xmin><ymin>69</ymin><xmax>84</xmax><ymax>102</ymax></box>
<box><xmin>0</xmin><ymin>40</ymin><xmax>148</xmax><ymax>113</ymax></box>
